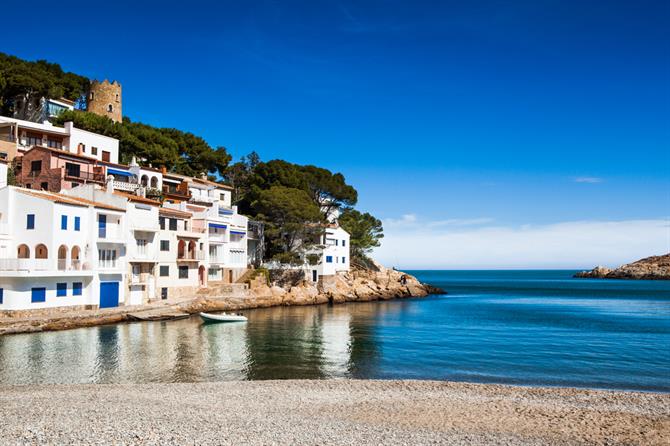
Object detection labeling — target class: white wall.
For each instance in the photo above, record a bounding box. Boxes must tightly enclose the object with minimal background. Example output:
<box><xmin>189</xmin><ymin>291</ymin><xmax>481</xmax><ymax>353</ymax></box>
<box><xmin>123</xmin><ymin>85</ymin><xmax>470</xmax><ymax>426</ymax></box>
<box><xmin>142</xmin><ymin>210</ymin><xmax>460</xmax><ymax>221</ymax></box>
<box><xmin>316</xmin><ymin>227</ymin><xmax>350</xmax><ymax>277</ymax></box>
<box><xmin>65</xmin><ymin>122</ymin><xmax>119</xmax><ymax>163</ymax></box>
<box><xmin>0</xmin><ymin>163</ymin><xmax>7</xmax><ymax>188</ymax></box>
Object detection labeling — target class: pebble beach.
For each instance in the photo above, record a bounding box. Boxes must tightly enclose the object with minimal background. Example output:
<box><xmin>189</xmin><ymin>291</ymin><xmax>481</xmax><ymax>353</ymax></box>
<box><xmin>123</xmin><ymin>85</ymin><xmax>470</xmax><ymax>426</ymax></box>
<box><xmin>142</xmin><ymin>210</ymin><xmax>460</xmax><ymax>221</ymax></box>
<box><xmin>1</xmin><ymin>380</ymin><xmax>668</xmax><ymax>445</ymax></box>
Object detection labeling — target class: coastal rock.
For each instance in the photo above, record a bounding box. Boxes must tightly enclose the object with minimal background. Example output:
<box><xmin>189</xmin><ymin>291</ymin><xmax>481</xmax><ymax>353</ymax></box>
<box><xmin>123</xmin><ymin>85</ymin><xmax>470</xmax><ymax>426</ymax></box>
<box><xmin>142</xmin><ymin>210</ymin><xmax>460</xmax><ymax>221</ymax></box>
<box><xmin>575</xmin><ymin>253</ymin><xmax>670</xmax><ymax>280</ymax></box>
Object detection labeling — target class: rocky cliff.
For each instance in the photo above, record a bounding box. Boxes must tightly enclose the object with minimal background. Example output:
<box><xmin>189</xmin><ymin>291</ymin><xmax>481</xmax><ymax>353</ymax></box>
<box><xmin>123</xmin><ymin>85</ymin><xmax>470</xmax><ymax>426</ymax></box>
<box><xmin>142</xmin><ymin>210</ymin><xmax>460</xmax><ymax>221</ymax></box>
<box><xmin>575</xmin><ymin>254</ymin><xmax>670</xmax><ymax>280</ymax></box>
<box><xmin>183</xmin><ymin>262</ymin><xmax>442</xmax><ymax>314</ymax></box>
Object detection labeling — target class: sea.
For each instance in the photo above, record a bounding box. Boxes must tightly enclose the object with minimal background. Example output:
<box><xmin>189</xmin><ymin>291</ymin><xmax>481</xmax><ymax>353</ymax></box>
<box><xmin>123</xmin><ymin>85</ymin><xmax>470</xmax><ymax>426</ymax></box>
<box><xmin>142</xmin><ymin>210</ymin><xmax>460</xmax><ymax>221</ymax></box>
<box><xmin>0</xmin><ymin>270</ymin><xmax>668</xmax><ymax>391</ymax></box>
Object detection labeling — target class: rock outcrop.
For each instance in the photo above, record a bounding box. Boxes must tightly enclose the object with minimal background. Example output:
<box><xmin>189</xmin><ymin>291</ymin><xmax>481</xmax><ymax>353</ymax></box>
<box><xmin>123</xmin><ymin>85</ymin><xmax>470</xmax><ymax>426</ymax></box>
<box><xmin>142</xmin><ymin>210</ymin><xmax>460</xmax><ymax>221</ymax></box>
<box><xmin>575</xmin><ymin>253</ymin><xmax>670</xmax><ymax>280</ymax></box>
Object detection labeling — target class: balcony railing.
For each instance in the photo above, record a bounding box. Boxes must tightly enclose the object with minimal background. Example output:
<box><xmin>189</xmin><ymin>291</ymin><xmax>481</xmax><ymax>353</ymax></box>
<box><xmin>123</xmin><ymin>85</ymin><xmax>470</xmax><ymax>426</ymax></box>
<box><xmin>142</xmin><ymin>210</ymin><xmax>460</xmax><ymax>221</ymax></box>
<box><xmin>189</xmin><ymin>195</ymin><xmax>216</xmax><ymax>204</ymax></box>
<box><xmin>112</xmin><ymin>180</ymin><xmax>140</xmax><ymax>192</ymax></box>
<box><xmin>177</xmin><ymin>250</ymin><xmax>205</xmax><ymax>261</ymax></box>
<box><xmin>98</xmin><ymin>259</ymin><xmax>121</xmax><ymax>269</ymax></box>
<box><xmin>64</xmin><ymin>169</ymin><xmax>105</xmax><ymax>183</ymax></box>
<box><xmin>57</xmin><ymin>259</ymin><xmax>89</xmax><ymax>271</ymax></box>
<box><xmin>0</xmin><ymin>258</ymin><xmax>51</xmax><ymax>271</ymax></box>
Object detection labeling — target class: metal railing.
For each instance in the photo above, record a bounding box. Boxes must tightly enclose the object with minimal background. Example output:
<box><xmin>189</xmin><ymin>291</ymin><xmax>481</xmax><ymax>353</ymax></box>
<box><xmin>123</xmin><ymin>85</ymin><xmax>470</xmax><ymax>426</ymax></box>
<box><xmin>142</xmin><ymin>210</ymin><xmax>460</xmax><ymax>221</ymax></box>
<box><xmin>177</xmin><ymin>250</ymin><xmax>205</xmax><ymax>261</ymax></box>
<box><xmin>64</xmin><ymin>170</ymin><xmax>105</xmax><ymax>183</ymax></box>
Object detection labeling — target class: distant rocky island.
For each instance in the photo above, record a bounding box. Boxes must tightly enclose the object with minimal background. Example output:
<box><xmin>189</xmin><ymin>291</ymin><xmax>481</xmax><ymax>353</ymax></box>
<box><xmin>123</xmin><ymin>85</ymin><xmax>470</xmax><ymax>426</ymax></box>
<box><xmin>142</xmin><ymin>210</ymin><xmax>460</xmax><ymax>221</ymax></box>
<box><xmin>575</xmin><ymin>253</ymin><xmax>670</xmax><ymax>280</ymax></box>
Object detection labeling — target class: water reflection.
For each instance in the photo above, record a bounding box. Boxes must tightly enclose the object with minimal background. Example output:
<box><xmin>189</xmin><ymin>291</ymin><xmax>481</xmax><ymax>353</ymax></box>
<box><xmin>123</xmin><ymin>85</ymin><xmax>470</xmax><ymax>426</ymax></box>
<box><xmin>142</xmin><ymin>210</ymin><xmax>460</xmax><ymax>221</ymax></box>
<box><xmin>0</xmin><ymin>302</ymin><xmax>387</xmax><ymax>384</ymax></box>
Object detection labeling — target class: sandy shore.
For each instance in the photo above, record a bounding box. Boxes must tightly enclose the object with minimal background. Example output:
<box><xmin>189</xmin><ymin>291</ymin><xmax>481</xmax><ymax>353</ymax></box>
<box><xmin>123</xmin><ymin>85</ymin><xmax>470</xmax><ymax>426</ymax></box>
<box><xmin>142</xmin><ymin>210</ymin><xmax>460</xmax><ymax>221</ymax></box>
<box><xmin>0</xmin><ymin>380</ymin><xmax>667</xmax><ymax>445</ymax></box>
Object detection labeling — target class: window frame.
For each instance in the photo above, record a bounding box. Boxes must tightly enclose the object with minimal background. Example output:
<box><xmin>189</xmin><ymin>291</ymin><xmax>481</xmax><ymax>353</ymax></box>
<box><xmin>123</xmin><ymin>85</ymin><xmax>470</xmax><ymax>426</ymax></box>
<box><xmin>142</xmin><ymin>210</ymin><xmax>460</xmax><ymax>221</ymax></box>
<box><xmin>26</xmin><ymin>214</ymin><xmax>35</xmax><ymax>230</ymax></box>
<box><xmin>56</xmin><ymin>282</ymin><xmax>67</xmax><ymax>297</ymax></box>
<box><xmin>61</xmin><ymin>215</ymin><xmax>67</xmax><ymax>230</ymax></box>
<box><xmin>72</xmin><ymin>282</ymin><xmax>83</xmax><ymax>296</ymax></box>
<box><xmin>159</xmin><ymin>265</ymin><xmax>169</xmax><ymax>277</ymax></box>
<box><xmin>74</xmin><ymin>216</ymin><xmax>81</xmax><ymax>231</ymax></box>
<box><xmin>178</xmin><ymin>265</ymin><xmax>189</xmax><ymax>279</ymax></box>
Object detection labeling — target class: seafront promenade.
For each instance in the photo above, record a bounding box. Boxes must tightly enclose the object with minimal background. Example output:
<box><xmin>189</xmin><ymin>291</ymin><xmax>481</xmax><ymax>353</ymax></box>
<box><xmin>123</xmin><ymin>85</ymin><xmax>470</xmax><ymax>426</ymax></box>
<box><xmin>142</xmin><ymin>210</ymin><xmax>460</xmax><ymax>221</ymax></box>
<box><xmin>1</xmin><ymin>380</ymin><xmax>667</xmax><ymax>445</ymax></box>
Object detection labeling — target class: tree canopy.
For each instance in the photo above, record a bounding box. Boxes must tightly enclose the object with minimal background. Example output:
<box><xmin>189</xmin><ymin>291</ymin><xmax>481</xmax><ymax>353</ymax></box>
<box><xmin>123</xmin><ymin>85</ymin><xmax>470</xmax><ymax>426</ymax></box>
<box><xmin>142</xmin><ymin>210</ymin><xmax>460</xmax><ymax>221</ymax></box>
<box><xmin>0</xmin><ymin>52</ymin><xmax>89</xmax><ymax>118</ymax></box>
<box><xmin>54</xmin><ymin>110</ymin><xmax>231</xmax><ymax>177</ymax></box>
<box><xmin>339</xmin><ymin>209</ymin><xmax>384</xmax><ymax>266</ymax></box>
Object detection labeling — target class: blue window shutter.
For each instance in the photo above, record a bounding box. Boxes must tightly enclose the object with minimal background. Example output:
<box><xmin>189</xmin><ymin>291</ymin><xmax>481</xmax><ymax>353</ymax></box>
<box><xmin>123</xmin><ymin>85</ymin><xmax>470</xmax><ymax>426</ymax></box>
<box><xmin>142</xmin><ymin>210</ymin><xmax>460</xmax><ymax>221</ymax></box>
<box><xmin>98</xmin><ymin>214</ymin><xmax>107</xmax><ymax>238</ymax></box>
<box><xmin>342</xmin><ymin>257</ymin><xmax>346</xmax><ymax>263</ymax></box>
<box><xmin>0</xmin><ymin>288</ymin><xmax>3</xmax><ymax>304</ymax></box>
<box><xmin>57</xmin><ymin>283</ymin><xmax>67</xmax><ymax>297</ymax></box>
<box><xmin>74</xmin><ymin>217</ymin><xmax>81</xmax><ymax>231</ymax></box>
<box><xmin>31</xmin><ymin>287</ymin><xmax>46</xmax><ymax>303</ymax></box>
<box><xmin>326</xmin><ymin>256</ymin><xmax>333</xmax><ymax>263</ymax></box>
<box><xmin>61</xmin><ymin>215</ymin><xmax>67</xmax><ymax>230</ymax></box>
<box><xmin>343</xmin><ymin>240</ymin><xmax>346</xmax><ymax>247</ymax></box>
<box><xmin>73</xmin><ymin>282</ymin><xmax>82</xmax><ymax>296</ymax></box>
<box><xmin>27</xmin><ymin>214</ymin><xmax>35</xmax><ymax>229</ymax></box>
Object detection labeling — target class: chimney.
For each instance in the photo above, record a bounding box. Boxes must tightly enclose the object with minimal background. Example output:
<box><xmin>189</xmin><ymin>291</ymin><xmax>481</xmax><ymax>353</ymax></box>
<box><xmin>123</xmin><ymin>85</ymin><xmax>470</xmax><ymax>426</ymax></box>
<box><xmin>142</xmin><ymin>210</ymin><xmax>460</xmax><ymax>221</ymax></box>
<box><xmin>161</xmin><ymin>166</ymin><xmax>167</xmax><ymax>174</ymax></box>
<box><xmin>136</xmin><ymin>187</ymin><xmax>146</xmax><ymax>198</ymax></box>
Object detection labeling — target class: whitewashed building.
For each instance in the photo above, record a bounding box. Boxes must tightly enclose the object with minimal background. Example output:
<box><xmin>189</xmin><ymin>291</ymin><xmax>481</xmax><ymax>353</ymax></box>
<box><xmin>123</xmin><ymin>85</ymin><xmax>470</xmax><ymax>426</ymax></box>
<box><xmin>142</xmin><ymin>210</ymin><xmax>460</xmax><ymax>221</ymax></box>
<box><xmin>0</xmin><ymin>116</ymin><xmax>119</xmax><ymax>163</ymax></box>
<box><xmin>0</xmin><ymin>187</ymin><xmax>127</xmax><ymax>311</ymax></box>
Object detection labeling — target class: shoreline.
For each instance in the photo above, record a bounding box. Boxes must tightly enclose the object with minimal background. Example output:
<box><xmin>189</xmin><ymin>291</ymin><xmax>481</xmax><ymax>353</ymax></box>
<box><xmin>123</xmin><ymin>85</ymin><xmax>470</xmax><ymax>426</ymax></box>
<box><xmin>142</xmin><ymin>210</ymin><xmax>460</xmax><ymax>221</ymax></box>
<box><xmin>1</xmin><ymin>379</ymin><xmax>667</xmax><ymax>445</ymax></box>
<box><xmin>0</xmin><ymin>266</ymin><xmax>438</xmax><ymax>335</ymax></box>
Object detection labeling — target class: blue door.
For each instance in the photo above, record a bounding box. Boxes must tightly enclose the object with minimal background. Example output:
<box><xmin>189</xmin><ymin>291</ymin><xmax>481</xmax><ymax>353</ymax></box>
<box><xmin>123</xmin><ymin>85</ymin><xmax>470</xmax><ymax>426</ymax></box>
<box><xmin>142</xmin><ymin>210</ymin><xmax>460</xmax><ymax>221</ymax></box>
<box><xmin>99</xmin><ymin>282</ymin><xmax>119</xmax><ymax>308</ymax></box>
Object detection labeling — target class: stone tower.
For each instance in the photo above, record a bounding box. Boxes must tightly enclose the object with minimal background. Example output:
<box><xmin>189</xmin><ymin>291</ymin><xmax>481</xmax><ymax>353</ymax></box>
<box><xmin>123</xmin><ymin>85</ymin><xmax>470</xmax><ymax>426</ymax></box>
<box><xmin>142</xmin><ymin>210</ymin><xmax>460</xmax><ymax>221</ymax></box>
<box><xmin>87</xmin><ymin>79</ymin><xmax>122</xmax><ymax>123</ymax></box>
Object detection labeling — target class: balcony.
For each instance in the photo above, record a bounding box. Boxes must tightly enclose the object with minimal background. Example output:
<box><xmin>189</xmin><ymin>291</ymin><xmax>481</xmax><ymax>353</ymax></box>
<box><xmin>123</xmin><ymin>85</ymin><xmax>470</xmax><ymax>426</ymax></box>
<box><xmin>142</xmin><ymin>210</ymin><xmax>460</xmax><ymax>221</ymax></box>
<box><xmin>162</xmin><ymin>184</ymin><xmax>191</xmax><ymax>201</ymax></box>
<box><xmin>130</xmin><ymin>272</ymin><xmax>152</xmax><ymax>285</ymax></box>
<box><xmin>57</xmin><ymin>259</ymin><xmax>90</xmax><ymax>271</ymax></box>
<box><xmin>112</xmin><ymin>180</ymin><xmax>140</xmax><ymax>192</ymax></box>
<box><xmin>189</xmin><ymin>195</ymin><xmax>216</xmax><ymax>205</ymax></box>
<box><xmin>64</xmin><ymin>169</ymin><xmax>105</xmax><ymax>184</ymax></box>
<box><xmin>98</xmin><ymin>259</ymin><xmax>123</xmax><ymax>270</ymax></box>
<box><xmin>177</xmin><ymin>250</ymin><xmax>205</xmax><ymax>261</ymax></box>
<box><xmin>0</xmin><ymin>258</ymin><xmax>51</xmax><ymax>271</ymax></box>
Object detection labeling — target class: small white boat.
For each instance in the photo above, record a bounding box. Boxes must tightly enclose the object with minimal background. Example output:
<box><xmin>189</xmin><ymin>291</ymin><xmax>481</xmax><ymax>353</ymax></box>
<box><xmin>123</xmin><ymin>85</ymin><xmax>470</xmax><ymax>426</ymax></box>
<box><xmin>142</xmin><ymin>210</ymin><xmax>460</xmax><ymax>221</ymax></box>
<box><xmin>200</xmin><ymin>312</ymin><xmax>248</xmax><ymax>323</ymax></box>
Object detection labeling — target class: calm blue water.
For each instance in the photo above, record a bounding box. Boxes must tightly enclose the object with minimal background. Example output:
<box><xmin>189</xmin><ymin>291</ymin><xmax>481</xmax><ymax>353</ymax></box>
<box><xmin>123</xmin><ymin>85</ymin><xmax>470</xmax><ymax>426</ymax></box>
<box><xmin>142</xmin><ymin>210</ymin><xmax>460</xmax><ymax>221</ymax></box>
<box><xmin>0</xmin><ymin>270</ymin><xmax>668</xmax><ymax>391</ymax></box>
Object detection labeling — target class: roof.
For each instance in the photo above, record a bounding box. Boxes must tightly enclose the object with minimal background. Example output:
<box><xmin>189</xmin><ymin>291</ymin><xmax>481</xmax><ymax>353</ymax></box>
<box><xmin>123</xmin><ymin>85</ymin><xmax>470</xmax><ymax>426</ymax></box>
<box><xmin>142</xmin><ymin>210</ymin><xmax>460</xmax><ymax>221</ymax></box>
<box><xmin>17</xmin><ymin>189</ymin><xmax>125</xmax><ymax>212</ymax></box>
<box><xmin>191</xmin><ymin>177</ymin><xmax>233</xmax><ymax>190</ymax></box>
<box><xmin>112</xmin><ymin>190</ymin><xmax>161</xmax><ymax>206</ymax></box>
<box><xmin>0</xmin><ymin>116</ymin><xmax>69</xmax><ymax>135</ymax></box>
<box><xmin>159</xmin><ymin>207</ymin><xmax>193</xmax><ymax>219</ymax></box>
<box><xmin>23</xmin><ymin>145</ymin><xmax>100</xmax><ymax>163</ymax></box>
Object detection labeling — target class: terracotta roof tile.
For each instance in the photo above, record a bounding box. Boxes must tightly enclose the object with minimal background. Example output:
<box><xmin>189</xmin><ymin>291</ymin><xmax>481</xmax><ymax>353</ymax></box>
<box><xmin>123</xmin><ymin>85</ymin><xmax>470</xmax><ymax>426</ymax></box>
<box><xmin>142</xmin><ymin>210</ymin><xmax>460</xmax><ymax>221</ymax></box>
<box><xmin>112</xmin><ymin>190</ymin><xmax>160</xmax><ymax>205</ymax></box>
<box><xmin>159</xmin><ymin>207</ymin><xmax>193</xmax><ymax>219</ymax></box>
<box><xmin>17</xmin><ymin>189</ymin><xmax>125</xmax><ymax>212</ymax></box>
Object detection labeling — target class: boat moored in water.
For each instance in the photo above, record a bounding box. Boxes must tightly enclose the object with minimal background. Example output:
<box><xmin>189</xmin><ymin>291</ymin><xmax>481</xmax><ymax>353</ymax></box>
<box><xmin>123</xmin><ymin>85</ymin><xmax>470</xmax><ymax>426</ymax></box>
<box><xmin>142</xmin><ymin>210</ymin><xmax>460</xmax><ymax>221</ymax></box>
<box><xmin>200</xmin><ymin>312</ymin><xmax>248</xmax><ymax>323</ymax></box>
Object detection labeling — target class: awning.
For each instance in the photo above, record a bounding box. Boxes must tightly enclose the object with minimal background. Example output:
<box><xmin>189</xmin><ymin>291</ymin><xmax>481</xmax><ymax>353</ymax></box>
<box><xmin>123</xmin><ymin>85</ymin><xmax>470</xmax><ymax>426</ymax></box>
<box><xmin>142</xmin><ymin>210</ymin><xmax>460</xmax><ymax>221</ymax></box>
<box><xmin>209</xmin><ymin>223</ymin><xmax>227</xmax><ymax>229</ymax></box>
<box><xmin>108</xmin><ymin>168</ymin><xmax>132</xmax><ymax>177</ymax></box>
<box><xmin>230</xmin><ymin>231</ymin><xmax>246</xmax><ymax>235</ymax></box>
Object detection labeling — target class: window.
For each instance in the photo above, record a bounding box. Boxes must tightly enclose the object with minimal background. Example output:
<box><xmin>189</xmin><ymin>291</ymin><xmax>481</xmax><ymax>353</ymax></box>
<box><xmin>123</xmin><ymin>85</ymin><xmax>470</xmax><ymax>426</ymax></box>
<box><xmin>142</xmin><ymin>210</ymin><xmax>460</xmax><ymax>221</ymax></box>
<box><xmin>47</xmin><ymin>139</ymin><xmax>62</xmax><ymax>149</ymax></box>
<box><xmin>27</xmin><ymin>134</ymin><xmax>42</xmax><ymax>146</ymax></box>
<box><xmin>92</xmin><ymin>147</ymin><xmax>98</xmax><ymax>156</ymax></box>
<box><xmin>342</xmin><ymin>257</ymin><xmax>346</xmax><ymax>263</ymax></box>
<box><xmin>169</xmin><ymin>219</ymin><xmax>177</xmax><ymax>231</ymax></box>
<box><xmin>90</xmin><ymin>91</ymin><xmax>95</xmax><ymax>101</ymax></box>
<box><xmin>30</xmin><ymin>160</ymin><xmax>42</xmax><ymax>173</ymax></box>
<box><xmin>56</xmin><ymin>283</ymin><xmax>67</xmax><ymax>297</ymax></box>
<box><xmin>326</xmin><ymin>256</ymin><xmax>333</xmax><ymax>263</ymax></box>
<box><xmin>40</xmin><ymin>182</ymin><xmax>48</xmax><ymax>191</ymax></box>
<box><xmin>0</xmin><ymin>288</ymin><xmax>3</xmax><ymax>305</ymax></box>
<box><xmin>98</xmin><ymin>214</ymin><xmax>106</xmax><ymax>238</ymax></box>
<box><xmin>74</xmin><ymin>217</ymin><xmax>81</xmax><ymax>231</ymax></box>
<box><xmin>65</xmin><ymin>162</ymin><xmax>80</xmax><ymax>178</ymax></box>
<box><xmin>61</xmin><ymin>215</ymin><xmax>67</xmax><ymax>230</ymax></box>
<box><xmin>160</xmin><ymin>266</ymin><xmax>169</xmax><ymax>277</ymax></box>
<box><xmin>102</xmin><ymin>151</ymin><xmax>110</xmax><ymax>162</ymax></box>
<box><xmin>98</xmin><ymin>249</ymin><xmax>117</xmax><ymax>268</ymax></box>
<box><xmin>26</xmin><ymin>214</ymin><xmax>35</xmax><ymax>230</ymax></box>
<box><xmin>178</xmin><ymin>266</ymin><xmax>188</xmax><ymax>279</ymax></box>
<box><xmin>159</xmin><ymin>217</ymin><xmax>166</xmax><ymax>230</ymax></box>
<box><xmin>73</xmin><ymin>282</ymin><xmax>82</xmax><ymax>296</ymax></box>
<box><xmin>115</xmin><ymin>93</ymin><xmax>119</xmax><ymax>101</ymax></box>
<box><xmin>160</xmin><ymin>240</ymin><xmax>170</xmax><ymax>251</ymax></box>
<box><xmin>342</xmin><ymin>240</ymin><xmax>346</xmax><ymax>247</ymax></box>
<box><xmin>107</xmin><ymin>104</ymin><xmax>114</xmax><ymax>113</ymax></box>
<box><xmin>31</xmin><ymin>287</ymin><xmax>46</xmax><ymax>303</ymax></box>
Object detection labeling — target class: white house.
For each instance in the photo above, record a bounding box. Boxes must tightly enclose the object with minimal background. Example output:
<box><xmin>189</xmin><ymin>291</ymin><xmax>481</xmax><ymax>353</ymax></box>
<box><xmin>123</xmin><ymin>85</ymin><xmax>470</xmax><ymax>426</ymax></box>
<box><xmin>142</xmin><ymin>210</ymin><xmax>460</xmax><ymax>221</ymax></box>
<box><xmin>0</xmin><ymin>187</ymin><xmax>127</xmax><ymax>311</ymax></box>
<box><xmin>155</xmin><ymin>207</ymin><xmax>205</xmax><ymax>300</ymax></box>
<box><xmin>164</xmin><ymin>179</ymin><xmax>249</xmax><ymax>284</ymax></box>
<box><xmin>0</xmin><ymin>116</ymin><xmax>119</xmax><ymax>163</ymax></box>
<box><xmin>306</xmin><ymin>225</ymin><xmax>350</xmax><ymax>282</ymax></box>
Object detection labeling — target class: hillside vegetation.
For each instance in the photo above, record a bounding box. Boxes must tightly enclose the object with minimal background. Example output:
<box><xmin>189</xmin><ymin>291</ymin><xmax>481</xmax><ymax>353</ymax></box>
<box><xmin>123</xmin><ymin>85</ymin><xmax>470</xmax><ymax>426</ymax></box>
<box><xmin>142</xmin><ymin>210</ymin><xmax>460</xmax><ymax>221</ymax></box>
<box><xmin>0</xmin><ymin>52</ymin><xmax>384</xmax><ymax>265</ymax></box>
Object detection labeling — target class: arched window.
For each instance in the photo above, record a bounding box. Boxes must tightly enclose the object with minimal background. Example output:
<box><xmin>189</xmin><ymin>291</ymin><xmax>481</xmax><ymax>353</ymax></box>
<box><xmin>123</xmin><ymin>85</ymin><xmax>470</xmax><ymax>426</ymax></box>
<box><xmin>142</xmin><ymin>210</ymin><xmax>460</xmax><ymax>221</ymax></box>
<box><xmin>141</xmin><ymin>175</ymin><xmax>149</xmax><ymax>187</ymax></box>
<box><xmin>17</xmin><ymin>244</ymin><xmax>30</xmax><ymax>259</ymax></box>
<box><xmin>177</xmin><ymin>240</ymin><xmax>186</xmax><ymax>259</ymax></box>
<box><xmin>108</xmin><ymin>104</ymin><xmax>114</xmax><ymax>113</ymax></box>
<box><xmin>35</xmin><ymin>244</ymin><xmax>48</xmax><ymax>259</ymax></box>
<box><xmin>188</xmin><ymin>241</ymin><xmax>196</xmax><ymax>258</ymax></box>
<box><xmin>58</xmin><ymin>245</ymin><xmax>68</xmax><ymax>270</ymax></box>
<box><xmin>115</xmin><ymin>93</ymin><xmax>119</xmax><ymax>101</ymax></box>
<box><xmin>150</xmin><ymin>177</ymin><xmax>158</xmax><ymax>188</ymax></box>
<box><xmin>71</xmin><ymin>246</ymin><xmax>81</xmax><ymax>270</ymax></box>
<box><xmin>90</xmin><ymin>91</ymin><xmax>95</xmax><ymax>101</ymax></box>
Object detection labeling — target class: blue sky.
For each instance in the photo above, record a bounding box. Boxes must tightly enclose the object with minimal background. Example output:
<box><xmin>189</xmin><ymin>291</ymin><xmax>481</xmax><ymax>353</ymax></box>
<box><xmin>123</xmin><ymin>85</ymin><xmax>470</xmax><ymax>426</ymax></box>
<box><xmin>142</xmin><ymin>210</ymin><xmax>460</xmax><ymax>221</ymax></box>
<box><xmin>4</xmin><ymin>0</ymin><xmax>669</xmax><ymax>267</ymax></box>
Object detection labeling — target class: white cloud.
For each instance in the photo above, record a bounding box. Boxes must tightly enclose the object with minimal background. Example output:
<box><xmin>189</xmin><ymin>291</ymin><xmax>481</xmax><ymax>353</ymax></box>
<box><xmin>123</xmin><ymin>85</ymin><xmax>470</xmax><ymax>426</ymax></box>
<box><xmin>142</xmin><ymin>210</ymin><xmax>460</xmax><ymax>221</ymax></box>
<box><xmin>374</xmin><ymin>216</ymin><xmax>670</xmax><ymax>269</ymax></box>
<box><xmin>574</xmin><ymin>176</ymin><xmax>604</xmax><ymax>183</ymax></box>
